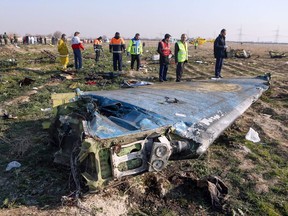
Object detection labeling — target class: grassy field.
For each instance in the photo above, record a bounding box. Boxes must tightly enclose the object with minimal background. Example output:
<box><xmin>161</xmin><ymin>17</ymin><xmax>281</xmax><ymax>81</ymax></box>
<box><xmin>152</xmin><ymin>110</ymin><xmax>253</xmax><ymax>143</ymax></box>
<box><xmin>0</xmin><ymin>41</ymin><xmax>287</xmax><ymax>216</ymax></box>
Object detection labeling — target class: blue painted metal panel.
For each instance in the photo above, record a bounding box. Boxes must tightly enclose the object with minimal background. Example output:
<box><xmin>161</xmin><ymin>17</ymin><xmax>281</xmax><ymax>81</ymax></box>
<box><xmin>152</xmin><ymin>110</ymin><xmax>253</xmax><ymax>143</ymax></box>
<box><xmin>83</xmin><ymin>75</ymin><xmax>269</xmax><ymax>154</ymax></box>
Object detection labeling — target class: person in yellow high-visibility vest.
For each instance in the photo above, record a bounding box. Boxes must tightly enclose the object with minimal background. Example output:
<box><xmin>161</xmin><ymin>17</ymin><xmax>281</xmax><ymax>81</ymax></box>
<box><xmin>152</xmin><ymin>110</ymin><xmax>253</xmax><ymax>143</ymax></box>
<box><xmin>57</xmin><ymin>34</ymin><xmax>69</xmax><ymax>71</ymax></box>
<box><xmin>127</xmin><ymin>33</ymin><xmax>143</xmax><ymax>71</ymax></box>
<box><xmin>174</xmin><ymin>34</ymin><xmax>188</xmax><ymax>82</ymax></box>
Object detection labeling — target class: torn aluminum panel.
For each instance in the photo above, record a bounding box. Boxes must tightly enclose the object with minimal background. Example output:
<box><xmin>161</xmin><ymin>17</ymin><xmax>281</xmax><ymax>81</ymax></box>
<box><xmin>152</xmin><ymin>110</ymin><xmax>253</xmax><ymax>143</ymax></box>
<box><xmin>50</xmin><ymin>74</ymin><xmax>270</xmax><ymax>190</ymax></box>
<box><xmin>86</xmin><ymin>75</ymin><xmax>270</xmax><ymax>155</ymax></box>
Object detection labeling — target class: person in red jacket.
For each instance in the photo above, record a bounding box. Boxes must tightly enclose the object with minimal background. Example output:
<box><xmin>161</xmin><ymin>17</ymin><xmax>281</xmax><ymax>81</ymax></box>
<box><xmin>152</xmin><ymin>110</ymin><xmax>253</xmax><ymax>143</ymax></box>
<box><xmin>157</xmin><ymin>34</ymin><xmax>172</xmax><ymax>82</ymax></box>
<box><xmin>71</xmin><ymin>31</ymin><xmax>84</xmax><ymax>71</ymax></box>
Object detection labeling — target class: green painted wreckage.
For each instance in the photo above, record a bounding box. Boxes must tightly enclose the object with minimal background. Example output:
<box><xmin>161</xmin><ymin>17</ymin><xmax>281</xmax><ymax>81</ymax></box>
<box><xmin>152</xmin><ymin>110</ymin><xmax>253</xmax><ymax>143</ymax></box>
<box><xmin>50</xmin><ymin>74</ymin><xmax>270</xmax><ymax>191</ymax></box>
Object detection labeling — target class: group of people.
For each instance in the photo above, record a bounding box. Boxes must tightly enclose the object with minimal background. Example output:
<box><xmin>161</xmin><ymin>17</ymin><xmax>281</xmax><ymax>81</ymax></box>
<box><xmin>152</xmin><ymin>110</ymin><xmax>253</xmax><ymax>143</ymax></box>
<box><xmin>0</xmin><ymin>32</ymin><xmax>17</xmax><ymax>45</ymax></box>
<box><xmin>57</xmin><ymin>29</ymin><xmax>227</xmax><ymax>81</ymax></box>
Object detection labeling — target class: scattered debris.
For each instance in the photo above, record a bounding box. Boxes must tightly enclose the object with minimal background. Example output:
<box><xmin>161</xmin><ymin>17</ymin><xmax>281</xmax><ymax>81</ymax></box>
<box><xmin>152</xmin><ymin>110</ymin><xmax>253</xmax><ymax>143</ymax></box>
<box><xmin>227</xmin><ymin>49</ymin><xmax>251</xmax><ymax>58</ymax></box>
<box><xmin>0</xmin><ymin>59</ymin><xmax>17</xmax><ymax>67</ymax></box>
<box><xmin>2</xmin><ymin>110</ymin><xmax>18</xmax><ymax>120</ymax></box>
<box><xmin>85</xmin><ymin>81</ymin><xmax>97</xmax><ymax>85</ymax></box>
<box><xmin>50</xmin><ymin>74</ymin><xmax>66</xmax><ymax>81</ymax></box>
<box><xmin>18</xmin><ymin>77</ymin><xmax>35</xmax><ymax>87</ymax></box>
<box><xmin>34</xmin><ymin>50</ymin><xmax>56</xmax><ymax>63</ymax></box>
<box><xmin>121</xmin><ymin>79</ymin><xmax>153</xmax><ymax>88</ymax></box>
<box><xmin>41</xmin><ymin>108</ymin><xmax>52</xmax><ymax>112</ymax></box>
<box><xmin>235</xmin><ymin>49</ymin><xmax>251</xmax><ymax>58</ymax></box>
<box><xmin>5</xmin><ymin>161</ymin><xmax>21</xmax><ymax>171</ymax></box>
<box><xmin>196</xmin><ymin>175</ymin><xmax>228</xmax><ymax>210</ymax></box>
<box><xmin>151</xmin><ymin>54</ymin><xmax>160</xmax><ymax>63</ymax></box>
<box><xmin>269</xmin><ymin>51</ymin><xmax>286</xmax><ymax>58</ymax></box>
<box><xmin>195</xmin><ymin>60</ymin><xmax>203</xmax><ymax>64</ymax></box>
<box><xmin>245</xmin><ymin>127</ymin><xmax>261</xmax><ymax>143</ymax></box>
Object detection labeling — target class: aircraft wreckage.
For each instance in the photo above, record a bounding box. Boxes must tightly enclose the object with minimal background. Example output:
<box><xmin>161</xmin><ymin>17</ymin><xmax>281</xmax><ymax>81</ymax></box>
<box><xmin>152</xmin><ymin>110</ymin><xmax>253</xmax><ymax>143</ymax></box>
<box><xmin>50</xmin><ymin>74</ymin><xmax>270</xmax><ymax>191</ymax></box>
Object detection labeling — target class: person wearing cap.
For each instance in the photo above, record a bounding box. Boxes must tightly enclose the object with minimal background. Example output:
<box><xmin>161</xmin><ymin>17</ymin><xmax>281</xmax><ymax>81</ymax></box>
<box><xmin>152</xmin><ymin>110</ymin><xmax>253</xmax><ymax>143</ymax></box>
<box><xmin>213</xmin><ymin>29</ymin><xmax>227</xmax><ymax>78</ymax></box>
<box><xmin>157</xmin><ymin>33</ymin><xmax>172</xmax><ymax>82</ymax></box>
<box><xmin>175</xmin><ymin>34</ymin><xmax>188</xmax><ymax>82</ymax></box>
<box><xmin>127</xmin><ymin>33</ymin><xmax>143</xmax><ymax>71</ymax></box>
<box><xmin>93</xmin><ymin>36</ymin><xmax>103</xmax><ymax>63</ymax></box>
<box><xmin>57</xmin><ymin>34</ymin><xmax>69</xmax><ymax>71</ymax></box>
<box><xmin>71</xmin><ymin>31</ymin><xmax>85</xmax><ymax>71</ymax></box>
<box><xmin>109</xmin><ymin>32</ymin><xmax>126</xmax><ymax>72</ymax></box>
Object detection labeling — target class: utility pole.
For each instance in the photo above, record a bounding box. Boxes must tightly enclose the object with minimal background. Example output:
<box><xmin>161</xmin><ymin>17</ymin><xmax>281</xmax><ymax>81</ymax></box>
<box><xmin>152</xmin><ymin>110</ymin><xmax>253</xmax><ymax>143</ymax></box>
<box><xmin>274</xmin><ymin>27</ymin><xmax>279</xmax><ymax>43</ymax></box>
<box><xmin>238</xmin><ymin>26</ymin><xmax>243</xmax><ymax>42</ymax></box>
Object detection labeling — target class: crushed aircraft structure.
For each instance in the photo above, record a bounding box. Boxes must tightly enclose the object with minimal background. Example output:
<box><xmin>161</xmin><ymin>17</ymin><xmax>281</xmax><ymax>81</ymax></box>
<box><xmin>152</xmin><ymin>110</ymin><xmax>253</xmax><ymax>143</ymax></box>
<box><xmin>227</xmin><ymin>49</ymin><xmax>251</xmax><ymax>58</ymax></box>
<box><xmin>269</xmin><ymin>51</ymin><xmax>286</xmax><ymax>58</ymax></box>
<box><xmin>50</xmin><ymin>74</ymin><xmax>270</xmax><ymax>191</ymax></box>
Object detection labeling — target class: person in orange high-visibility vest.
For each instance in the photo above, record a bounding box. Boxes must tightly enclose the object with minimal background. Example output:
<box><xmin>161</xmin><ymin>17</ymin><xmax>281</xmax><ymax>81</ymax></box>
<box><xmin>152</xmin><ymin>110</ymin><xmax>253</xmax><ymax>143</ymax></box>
<box><xmin>93</xmin><ymin>36</ymin><xmax>103</xmax><ymax>63</ymax></box>
<box><xmin>109</xmin><ymin>32</ymin><xmax>126</xmax><ymax>72</ymax></box>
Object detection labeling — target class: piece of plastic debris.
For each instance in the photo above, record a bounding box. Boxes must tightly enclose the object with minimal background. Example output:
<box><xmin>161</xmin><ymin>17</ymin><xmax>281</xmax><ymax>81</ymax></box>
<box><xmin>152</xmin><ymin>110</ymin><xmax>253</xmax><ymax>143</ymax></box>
<box><xmin>32</xmin><ymin>87</ymin><xmax>38</xmax><ymax>90</ymax></box>
<box><xmin>152</xmin><ymin>54</ymin><xmax>160</xmax><ymax>61</ymax></box>
<box><xmin>175</xmin><ymin>113</ymin><xmax>186</xmax><ymax>117</ymax></box>
<box><xmin>245</xmin><ymin>127</ymin><xmax>261</xmax><ymax>143</ymax></box>
<box><xmin>41</xmin><ymin>108</ymin><xmax>52</xmax><ymax>112</ymax></box>
<box><xmin>5</xmin><ymin>161</ymin><xmax>21</xmax><ymax>171</ymax></box>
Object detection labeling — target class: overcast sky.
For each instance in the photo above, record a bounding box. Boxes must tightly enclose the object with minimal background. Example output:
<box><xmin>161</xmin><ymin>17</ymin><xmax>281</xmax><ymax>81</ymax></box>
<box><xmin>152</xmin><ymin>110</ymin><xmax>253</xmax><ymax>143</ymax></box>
<box><xmin>1</xmin><ymin>0</ymin><xmax>288</xmax><ymax>42</ymax></box>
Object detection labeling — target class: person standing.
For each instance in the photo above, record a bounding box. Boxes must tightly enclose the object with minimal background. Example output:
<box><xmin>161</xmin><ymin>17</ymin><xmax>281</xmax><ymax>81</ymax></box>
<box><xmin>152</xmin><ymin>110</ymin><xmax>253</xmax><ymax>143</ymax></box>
<box><xmin>109</xmin><ymin>32</ymin><xmax>126</xmax><ymax>72</ymax></box>
<box><xmin>57</xmin><ymin>34</ymin><xmax>69</xmax><ymax>71</ymax></box>
<box><xmin>213</xmin><ymin>29</ymin><xmax>227</xmax><ymax>78</ymax></box>
<box><xmin>157</xmin><ymin>34</ymin><xmax>172</xmax><ymax>82</ymax></box>
<box><xmin>13</xmin><ymin>34</ymin><xmax>18</xmax><ymax>45</ymax></box>
<box><xmin>175</xmin><ymin>34</ymin><xmax>188</xmax><ymax>82</ymax></box>
<box><xmin>194</xmin><ymin>40</ymin><xmax>198</xmax><ymax>49</ymax></box>
<box><xmin>93</xmin><ymin>36</ymin><xmax>103</xmax><ymax>63</ymax></box>
<box><xmin>127</xmin><ymin>33</ymin><xmax>143</xmax><ymax>71</ymax></box>
<box><xmin>71</xmin><ymin>31</ymin><xmax>85</xmax><ymax>71</ymax></box>
<box><xmin>3</xmin><ymin>32</ymin><xmax>8</xmax><ymax>45</ymax></box>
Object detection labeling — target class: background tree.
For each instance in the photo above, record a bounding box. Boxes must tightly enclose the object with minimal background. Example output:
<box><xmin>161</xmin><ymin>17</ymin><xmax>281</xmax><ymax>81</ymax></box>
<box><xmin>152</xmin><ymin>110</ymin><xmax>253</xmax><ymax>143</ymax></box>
<box><xmin>53</xmin><ymin>31</ymin><xmax>62</xmax><ymax>39</ymax></box>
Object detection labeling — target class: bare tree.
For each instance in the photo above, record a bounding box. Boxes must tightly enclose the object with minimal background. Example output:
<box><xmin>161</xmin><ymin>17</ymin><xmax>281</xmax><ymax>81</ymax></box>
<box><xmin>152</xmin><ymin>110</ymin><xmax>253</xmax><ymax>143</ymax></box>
<box><xmin>53</xmin><ymin>31</ymin><xmax>62</xmax><ymax>39</ymax></box>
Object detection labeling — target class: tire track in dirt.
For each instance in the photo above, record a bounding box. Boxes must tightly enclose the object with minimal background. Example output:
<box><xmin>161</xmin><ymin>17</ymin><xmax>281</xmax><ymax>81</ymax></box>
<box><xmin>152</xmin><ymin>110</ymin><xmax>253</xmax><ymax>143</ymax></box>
<box><xmin>223</xmin><ymin>62</ymin><xmax>249</xmax><ymax>77</ymax></box>
<box><xmin>256</xmin><ymin>59</ymin><xmax>288</xmax><ymax>72</ymax></box>
<box><xmin>184</xmin><ymin>63</ymin><xmax>213</xmax><ymax>79</ymax></box>
<box><xmin>225</xmin><ymin>61</ymin><xmax>267</xmax><ymax>76</ymax></box>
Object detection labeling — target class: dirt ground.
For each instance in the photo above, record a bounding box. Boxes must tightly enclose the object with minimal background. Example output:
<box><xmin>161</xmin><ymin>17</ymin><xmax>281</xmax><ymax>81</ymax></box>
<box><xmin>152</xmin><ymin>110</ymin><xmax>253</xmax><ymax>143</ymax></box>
<box><xmin>0</xmin><ymin>41</ymin><xmax>287</xmax><ymax>216</ymax></box>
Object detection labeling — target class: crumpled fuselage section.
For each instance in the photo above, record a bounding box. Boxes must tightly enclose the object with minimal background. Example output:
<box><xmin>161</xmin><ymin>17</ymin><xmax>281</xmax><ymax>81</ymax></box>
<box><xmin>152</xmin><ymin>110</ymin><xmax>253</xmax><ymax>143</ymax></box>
<box><xmin>51</xmin><ymin>75</ymin><xmax>270</xmax><ymax>190</ymax></box>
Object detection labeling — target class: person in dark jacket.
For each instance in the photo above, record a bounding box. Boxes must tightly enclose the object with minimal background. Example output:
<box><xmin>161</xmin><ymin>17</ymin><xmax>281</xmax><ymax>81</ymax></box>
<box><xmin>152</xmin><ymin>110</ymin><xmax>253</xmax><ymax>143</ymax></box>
<box><xmin>157</xmin><ymin>33</ymin><xmax>172</xmax><ymax>82</ymax></box>
<box><xmin>213</xmin><ymin>29</ymin><xmax>227</xmax><ymax>78</ymax></box>
<box><xmin>109</xmin><ymin>32</ymin><xmax>126</xmax><ymax>72</ymax></box>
